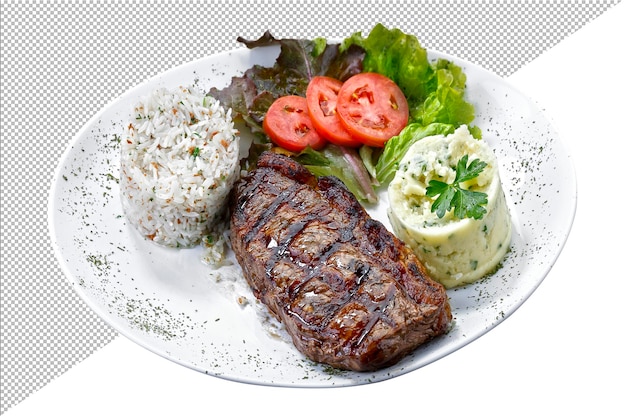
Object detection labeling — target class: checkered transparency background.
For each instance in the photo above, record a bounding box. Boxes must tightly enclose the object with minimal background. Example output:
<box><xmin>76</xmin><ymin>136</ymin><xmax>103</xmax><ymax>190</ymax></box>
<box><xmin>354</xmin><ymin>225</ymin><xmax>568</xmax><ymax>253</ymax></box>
<box><xmin>0</xmin><ymin>0</ymin><xmax>620</xmax><ymax>413</ymax></box>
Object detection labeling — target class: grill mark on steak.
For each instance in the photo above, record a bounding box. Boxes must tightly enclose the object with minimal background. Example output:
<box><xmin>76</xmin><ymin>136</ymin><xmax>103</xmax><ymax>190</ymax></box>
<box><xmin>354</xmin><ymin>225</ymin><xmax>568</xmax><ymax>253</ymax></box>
<box><xmin>230</xmin><ymin>151</ymin><xmax>452</xmax><ymax>371</ymax></box>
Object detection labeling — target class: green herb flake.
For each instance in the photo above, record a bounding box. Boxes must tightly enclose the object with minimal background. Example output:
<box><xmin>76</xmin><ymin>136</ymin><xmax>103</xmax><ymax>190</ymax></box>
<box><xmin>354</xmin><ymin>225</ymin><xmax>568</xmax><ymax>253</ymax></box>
<box><xmin>105</xmin><ymin>173</ymin><xmax>119</xmax><ymax>183</ymax></box>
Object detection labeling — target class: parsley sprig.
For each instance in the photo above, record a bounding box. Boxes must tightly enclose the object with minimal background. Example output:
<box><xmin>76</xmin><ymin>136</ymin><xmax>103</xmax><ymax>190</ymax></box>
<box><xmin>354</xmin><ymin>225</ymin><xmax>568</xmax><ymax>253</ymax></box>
<box><xmin>425</xmin><ymin>155</ymin><xmax>488</xmax><ymax>220</ymax></box>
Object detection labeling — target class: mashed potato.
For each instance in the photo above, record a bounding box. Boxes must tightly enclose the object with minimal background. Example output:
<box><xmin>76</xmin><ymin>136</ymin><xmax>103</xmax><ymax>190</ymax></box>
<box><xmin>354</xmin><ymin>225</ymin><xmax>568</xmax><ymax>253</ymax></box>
<box><xmin>387</xmin><ymin>125</ymin><xmax>511</xmax><ymax>288</ymax></box>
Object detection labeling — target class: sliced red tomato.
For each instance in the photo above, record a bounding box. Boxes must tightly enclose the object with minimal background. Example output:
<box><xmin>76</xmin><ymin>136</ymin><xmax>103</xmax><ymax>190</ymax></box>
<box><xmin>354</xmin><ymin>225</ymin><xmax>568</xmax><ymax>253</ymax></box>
<box><xmin>306</xmin><ymin>76</ymin><xmax>362</xmax><ymax>147</ymax></box>
<box><xmin>263</xmin><ymin>95</ymin><xmax>326</xmax><ymax>153</ymax></box>
<box><xmin>336</xmin><ymin>72</ymin><xmax>409</xmax><ymax>148</ymax></box>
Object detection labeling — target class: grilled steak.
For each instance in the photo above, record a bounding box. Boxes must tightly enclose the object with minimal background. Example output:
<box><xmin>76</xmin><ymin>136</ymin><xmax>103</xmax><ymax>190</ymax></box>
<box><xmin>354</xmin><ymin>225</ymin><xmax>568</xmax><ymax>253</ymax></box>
<box><xmin>230</xmin><ymin>151</ymin><xmax>452</xmax><ymax>371</ymax></box>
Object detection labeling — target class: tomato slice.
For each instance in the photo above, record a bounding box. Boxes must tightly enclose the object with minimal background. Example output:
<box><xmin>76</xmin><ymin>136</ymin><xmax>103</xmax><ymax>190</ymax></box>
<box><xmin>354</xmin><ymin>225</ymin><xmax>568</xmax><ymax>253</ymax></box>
<box><xmin>336</xmin><ymin>72</ymin><xmax>409</xmax><ymax>147</ymax></box>
<box><xmin>306</xmin><ymin>76</ymin><xmax>362</xmax><ymax>147</ymax></box>
<box><xmin>263</xmin><ymin>95</ymin><xmax>326</xmax><ymax>153</ymax></box>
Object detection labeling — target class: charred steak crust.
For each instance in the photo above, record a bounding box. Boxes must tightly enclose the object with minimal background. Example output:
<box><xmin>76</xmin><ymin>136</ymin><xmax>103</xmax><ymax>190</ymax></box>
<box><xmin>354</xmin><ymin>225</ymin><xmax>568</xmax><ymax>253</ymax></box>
<box><xmin>230</xmin><ymin>152</ymin><xmax>452</xmax><ymax>371</ymax></box>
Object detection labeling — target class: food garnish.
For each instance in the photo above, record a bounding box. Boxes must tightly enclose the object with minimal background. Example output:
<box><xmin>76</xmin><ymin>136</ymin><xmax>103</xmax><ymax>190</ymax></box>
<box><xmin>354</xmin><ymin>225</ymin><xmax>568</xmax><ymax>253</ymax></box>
<box><xmin>425</xmin><ymin>154</ymin><xmax>488</xmax><ymax>220</ymax></box>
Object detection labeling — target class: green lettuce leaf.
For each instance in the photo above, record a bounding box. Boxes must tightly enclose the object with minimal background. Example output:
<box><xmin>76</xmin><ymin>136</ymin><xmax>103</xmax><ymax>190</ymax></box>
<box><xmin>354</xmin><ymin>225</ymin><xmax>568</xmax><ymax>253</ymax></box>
<box><xmin>342</xmin><ymin>24</ymin><xmax>476</xmax><ymax>128</ymax></box>
<box><xmin>341</xmin><ymin>23</ymin><xmax>434</xmax><ymax>105</ymax></box>
<box><xmin>413</xmin><ymin>59</ymin><xmax>475</xmax><ymax>127</ymax></box>
<box><xmin>372</xmin><ymin>123</ymin><xmax>457</xmax><ymax>185</ymax></box>
<box><xmin>294</xmin><ymin>144</ymin><xmax>379</xmax><ymax>204</ymax></box>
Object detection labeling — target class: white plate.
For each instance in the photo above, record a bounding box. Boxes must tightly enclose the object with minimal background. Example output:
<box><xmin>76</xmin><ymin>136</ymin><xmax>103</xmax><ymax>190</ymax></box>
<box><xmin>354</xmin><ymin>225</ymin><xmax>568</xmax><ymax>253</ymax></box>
<box><xmin>48</xmin><ymin>43</ymin><xmax>576</xmax><ymax>387</ymax></box>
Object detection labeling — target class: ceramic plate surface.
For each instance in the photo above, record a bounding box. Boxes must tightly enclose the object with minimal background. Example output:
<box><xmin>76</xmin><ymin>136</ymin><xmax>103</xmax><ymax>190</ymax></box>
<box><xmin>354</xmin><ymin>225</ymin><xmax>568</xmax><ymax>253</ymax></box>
<box><xmin>49</xmin><ymin>43</ymin><xmax>576</xmax><ymax>387</ymax></box>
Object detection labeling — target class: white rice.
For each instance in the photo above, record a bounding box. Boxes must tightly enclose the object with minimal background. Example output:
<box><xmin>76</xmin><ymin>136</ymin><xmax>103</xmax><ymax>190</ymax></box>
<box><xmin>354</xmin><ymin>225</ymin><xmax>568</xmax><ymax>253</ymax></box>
<box><xmin>120</xmin><ymin>86</ymin><xmax>240</xmax><ymax>248</ymax></box>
